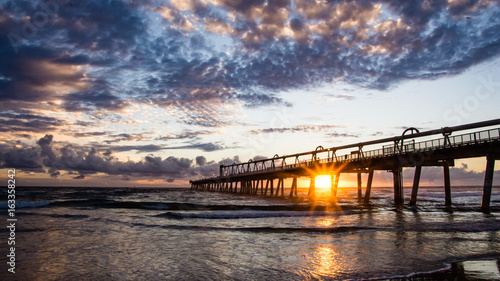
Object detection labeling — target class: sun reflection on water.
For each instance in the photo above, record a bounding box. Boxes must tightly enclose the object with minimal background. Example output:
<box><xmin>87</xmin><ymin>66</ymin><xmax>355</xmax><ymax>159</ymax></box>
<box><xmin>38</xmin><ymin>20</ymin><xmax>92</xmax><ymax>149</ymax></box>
<box><xmin>317</xmin><ymin>218</ymin><xmax>338</xmax><ymax>227</ymax></box>
<box><xmin>307</xmin><ymin>245</ymin><xmax>346</xmax><ymax>279</ymax></box>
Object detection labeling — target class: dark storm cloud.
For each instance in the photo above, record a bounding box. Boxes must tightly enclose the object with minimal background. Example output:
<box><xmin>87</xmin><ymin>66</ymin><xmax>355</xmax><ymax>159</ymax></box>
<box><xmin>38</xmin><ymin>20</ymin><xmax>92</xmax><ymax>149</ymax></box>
<box><xmin>196</xmin><ymin>155</ymin><xmax>207</xmax><ymax>166</ymax></box>
<box><xmin>53</xmin><ymin>54</ymin><xmax>116</xmax><ymax>66</ymax></box>
<box><xmin>205</xmin><ymin>0</ymin><xmax>500</xmax><ymax>90</ymax></box>
<box><xmin>0</xmin><ymin>111</ymin><xmax>68</xmax><ymax>132</ymax></box>
<box><xmin>1</xmin><ymin>0</ymin><xmax>500</xmax><ymax>110</ymax></box>
<box><xmin>0</xmin><ymin>145</ymin><xmax>44</xmax><ymax>172</ymax></box>
<box><xmin>62</xmin><ymin>81</ymin><xmax>130</xmax><ymax>112</ymax></box>
<box><xmin>0</xmin><ymin>0</ymin><xmax>145</xmax><ymax>110</ymax></box>
<box><xmin>0</xmin><ymin>135</ymin><xmax>238</xmax><ymax>180</ymax></box>
<box><xmin>29</xmin><ymin>135</ymin><xmax>196</xmax><ymax>178</ymax></box>
<box><xmin>0</xmin><ymin>42</ymin><xmax>86</xmax><ymax>105</ymax></box>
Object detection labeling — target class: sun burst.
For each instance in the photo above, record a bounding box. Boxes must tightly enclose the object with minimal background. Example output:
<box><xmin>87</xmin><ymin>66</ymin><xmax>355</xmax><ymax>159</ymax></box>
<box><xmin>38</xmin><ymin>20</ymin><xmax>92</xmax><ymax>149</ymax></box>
<box><xmin>315</xmin><ymin>175</ymin><xmax>331</xmax><ymax>188</ymax></box>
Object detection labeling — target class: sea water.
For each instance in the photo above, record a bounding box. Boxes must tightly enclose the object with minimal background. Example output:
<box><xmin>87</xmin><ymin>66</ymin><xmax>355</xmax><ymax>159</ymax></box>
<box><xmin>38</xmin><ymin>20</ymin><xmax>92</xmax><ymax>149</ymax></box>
<box><xmin>1</xmin><ymin>186</ymin><xmax>500</xmax><ymax>280</ymax></box>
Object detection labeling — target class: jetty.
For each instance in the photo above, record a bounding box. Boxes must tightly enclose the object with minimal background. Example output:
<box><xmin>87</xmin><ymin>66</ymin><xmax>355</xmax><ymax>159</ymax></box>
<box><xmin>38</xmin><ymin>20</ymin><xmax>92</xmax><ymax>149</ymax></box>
<box><xmin>190</xmin><ymin>119</ymin><xmax>500</xmax><ymax>211</ymax></box>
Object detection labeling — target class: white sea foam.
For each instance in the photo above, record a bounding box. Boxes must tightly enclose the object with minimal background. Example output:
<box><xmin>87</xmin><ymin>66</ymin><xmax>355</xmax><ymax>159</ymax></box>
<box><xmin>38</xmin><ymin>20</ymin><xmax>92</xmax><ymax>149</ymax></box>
<box><xmin>164</xmin><ymin>210</ymin><xmax>344</xmax><ymax>219</ymax></box>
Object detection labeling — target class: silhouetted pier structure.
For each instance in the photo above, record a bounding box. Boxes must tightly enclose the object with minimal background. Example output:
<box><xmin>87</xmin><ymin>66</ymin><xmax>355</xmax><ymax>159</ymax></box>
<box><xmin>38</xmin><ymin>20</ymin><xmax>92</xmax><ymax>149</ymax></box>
<box><xmin>190</xmin><ymin>119</ymin><xmax>500</xmax><ymax>211</ymax></box>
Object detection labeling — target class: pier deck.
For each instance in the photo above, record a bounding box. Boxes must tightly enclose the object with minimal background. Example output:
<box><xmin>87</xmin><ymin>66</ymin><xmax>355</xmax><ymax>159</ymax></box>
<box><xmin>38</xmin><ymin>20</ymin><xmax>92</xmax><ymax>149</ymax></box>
<box><xmin>190</xmin><ymin>119</ymin><xmax>500</xmax><ymax>211</ymax></box>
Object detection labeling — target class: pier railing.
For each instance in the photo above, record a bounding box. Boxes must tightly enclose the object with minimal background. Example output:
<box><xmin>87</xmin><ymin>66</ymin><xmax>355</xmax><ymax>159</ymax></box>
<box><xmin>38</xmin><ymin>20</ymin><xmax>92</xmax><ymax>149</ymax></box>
<box><xmin>219</xmin><ymin>126</ymin><xmax>500</xmax><ymax>177</ymax></box>
<box><xmin>192</xmin><ymin>119</ymin><xmax>500</xmax><ymax>210</ymax></box>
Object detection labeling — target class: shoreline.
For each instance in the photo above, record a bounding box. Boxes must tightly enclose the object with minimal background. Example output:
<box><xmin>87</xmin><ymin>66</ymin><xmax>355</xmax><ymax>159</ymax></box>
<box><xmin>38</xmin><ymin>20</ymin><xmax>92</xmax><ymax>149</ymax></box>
<box><xmin>378</xmin><ymin>257</ymin><xmax>500</xmax><ymax>281</ymax></box>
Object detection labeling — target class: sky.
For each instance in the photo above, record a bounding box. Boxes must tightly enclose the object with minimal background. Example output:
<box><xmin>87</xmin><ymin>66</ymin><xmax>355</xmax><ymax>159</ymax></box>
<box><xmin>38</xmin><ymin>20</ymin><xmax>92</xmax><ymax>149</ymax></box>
<box><xmin>1</xmin><ymin>0</ymin><xmax>500</xmax><ymax>188</ymax></box>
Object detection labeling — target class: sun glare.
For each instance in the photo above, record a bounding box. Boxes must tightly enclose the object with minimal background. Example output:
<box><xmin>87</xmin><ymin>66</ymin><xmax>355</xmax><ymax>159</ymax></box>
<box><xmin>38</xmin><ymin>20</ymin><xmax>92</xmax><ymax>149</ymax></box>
<box><xmin>315</xmin><ymin>175</ymin><xmax>331</xmax><ymax>188</ymax></box>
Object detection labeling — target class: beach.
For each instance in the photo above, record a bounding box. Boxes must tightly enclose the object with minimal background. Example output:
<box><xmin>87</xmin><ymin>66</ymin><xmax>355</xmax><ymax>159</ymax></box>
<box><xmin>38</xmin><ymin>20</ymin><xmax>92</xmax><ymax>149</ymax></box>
<box><xmin>1</xmin><ymin>186</ymin><xmax>500</xmax><ymax>280</ymax></box>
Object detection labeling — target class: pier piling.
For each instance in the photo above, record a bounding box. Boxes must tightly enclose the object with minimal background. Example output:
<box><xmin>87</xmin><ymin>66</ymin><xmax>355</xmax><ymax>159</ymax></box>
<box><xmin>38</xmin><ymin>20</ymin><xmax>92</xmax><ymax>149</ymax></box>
<box><xmin>443</xmin><ymin>161</ymin><xmax>452</xmax><ymax>206</ymax></box>
<box><xmin>190</xmin><ymin>119</ymin><xmax>500</xmax><ymax>211</ymax></box>
<box><xmin>308</xmin><ymin>176</ymin><xmax>316</xmax><ymax>199</ymax></box>
<box><xmin>481</xmin><ymin>155</ymin><xmax>496</xmax><ymax>211</ymax></box>
<box><xmin>393</xmin><ymin>168</ymin><xmax>404</xmax><ymax>205</ymax></box>
<box><xmin>410</xmin><ymin>165</ymin><xmax>422</xmax><ymax>206</ymax></box>
<box><xmin>364</xmin><ymin>169</ymin><xmax>374</xmax><ymax>204</ymax></box>
<box><xmin>357</xmin><ymin>173</ymin><xmax>363</xmax><ymax>201</ymax></box>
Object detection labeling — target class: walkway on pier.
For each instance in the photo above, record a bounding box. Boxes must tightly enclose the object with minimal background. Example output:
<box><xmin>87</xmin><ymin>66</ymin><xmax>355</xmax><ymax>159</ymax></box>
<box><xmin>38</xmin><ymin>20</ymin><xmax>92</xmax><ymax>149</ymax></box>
<box><xmin>190</xmin><ymin>119</ymin><xmax>500</xmax><ymax>211</ymax></box>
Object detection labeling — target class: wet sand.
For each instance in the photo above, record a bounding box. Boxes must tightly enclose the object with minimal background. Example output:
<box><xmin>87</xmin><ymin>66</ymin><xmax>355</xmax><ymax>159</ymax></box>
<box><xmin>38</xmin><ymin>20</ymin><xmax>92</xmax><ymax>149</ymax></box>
<box><xmin>384</xmin><ymin>259</ymin><xmax>500</xmax><ymax>281</ymax></box>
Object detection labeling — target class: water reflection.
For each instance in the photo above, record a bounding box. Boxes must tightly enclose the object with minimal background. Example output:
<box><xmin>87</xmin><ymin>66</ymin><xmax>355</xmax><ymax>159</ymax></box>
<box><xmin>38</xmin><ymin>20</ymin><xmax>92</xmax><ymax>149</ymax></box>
<box><xmin>308</xmin><ymin>245</ymin><xmax>345</xmax><ymax>279</ymax></box>
<box><xmin>316</xmin><ymin>218</ymin><xmax>338</xmax><ymax>227</ymax></box>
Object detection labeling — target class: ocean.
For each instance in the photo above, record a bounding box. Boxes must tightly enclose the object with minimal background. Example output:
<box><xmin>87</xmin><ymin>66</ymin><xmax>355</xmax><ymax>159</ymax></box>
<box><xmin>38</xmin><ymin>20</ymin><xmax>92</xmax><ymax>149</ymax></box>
<box><xmin>2</xmin><ymin>185</ymin><xmax>500</xmax><ymax>280</ymax></box>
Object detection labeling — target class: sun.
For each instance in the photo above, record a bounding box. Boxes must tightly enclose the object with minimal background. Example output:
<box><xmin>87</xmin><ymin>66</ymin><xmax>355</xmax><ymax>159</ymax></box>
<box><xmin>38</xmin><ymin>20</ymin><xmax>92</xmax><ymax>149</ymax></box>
<box><xmin>315</xmin><ymin>175</ymin><xmax>331</xmax><ymax>188</ymax></box>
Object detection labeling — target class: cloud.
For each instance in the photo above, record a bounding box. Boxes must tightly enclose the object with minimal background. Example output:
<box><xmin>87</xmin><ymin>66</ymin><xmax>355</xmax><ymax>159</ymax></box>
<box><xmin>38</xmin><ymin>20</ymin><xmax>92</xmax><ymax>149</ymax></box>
<box><xmin>178</xmin><ymin>142</ymin><xmax>225</xmax><ymax>152</ymax></box>
<box><xmin>101</xmin><ymin>141</ymin><xmax>226</xmax><ymax>153</ymax></box>
<box><xmin>178</xmin><ymin>115</ymin><xmax>234</xmax><ymax>128</ymax></box>
<box><xmin>109</xmin><ymin>144</ymin><xmax>166</xmax><ymax>153</ymax></box>
<box><xmin>0</xmin><ymin>111</ymin><xmax>68</xmax><ymax>132</ymax></box>
<box><xmin>3</xmin><ymin>135</ymin><xmax>498</xmax><ymax>185</ymax></box>
<box><xmin>22</xmin><ymin>134</ymin><xmax>204</xmax><ymax>179</ymax></box>
<box><xmin>196</xmin><ymin>156</ymin><xmax>207</xmax><ymax>166</ymax></box>
<box><xmin>325</xmin><ymin>132</ymin><xmax>360</xmax><ymax>138</ymax></box>
<box><xmin>62</xmin><ymin>80</ymin><xmax>130</xmax><ymax>112</ymax></box>
<box><xmin>0</xmin><ymin>43</ymin><xmax>88</xmax><ymax>109</ymax></box>
<box><xmin>0</xmin><ymin>0</ymin><xmax>144</xmax><ymax>110</ymax></box>
<box><xmin>417</xmin><ymin>165</ymin><xmax>495</xmax><ymax>185</ymax></box>
<box><xmin>237</xmin><ymin>93</ymin><xmax>292</xmax><ymax>108</ymax></box>
<box><xmin>2</xmin><ymin>0</ymin><xmax>499</xmax><ymax>119</ymax></box>
<box><xmin>157</xmin><ymin>130</ymin><xmax>215</xmax><ymax>141</ymax></box>
<box><xmin>73</xmin><ymin>174</ymin><xmax>85</xmax><ymax>180</ymax></box>
<box><xmin>0</xmin><ymin>145</ymin><xmax>44</xmax><ymax>172</ymax></box>
<box><xmin>319</xmin><ymin>94</ymin><xmax>356</xmax><ymax>102</ymax></box>
<box><xmin>104</xmin><ymin>133</ymin><xmax>148</xmax><ymax>144</ymax></box>
<box><xmin>73</xmin><ymin>131</ymin><xmax>111</xmax><ymax>138</ymax></box>
<box><xmin>249</xmin><ymin>125</ymin><xmax>342</xmax><ymax>135</ymax></box>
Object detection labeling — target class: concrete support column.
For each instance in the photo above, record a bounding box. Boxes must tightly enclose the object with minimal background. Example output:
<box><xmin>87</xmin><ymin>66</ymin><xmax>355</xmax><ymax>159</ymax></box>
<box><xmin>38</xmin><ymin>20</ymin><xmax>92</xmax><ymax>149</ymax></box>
<box><xmin>481</xmin><ymin>155</ymin><xmax>495</xmax><ymax>211</ymax></box>
<box><xmin>357</xmin><ymin>172</ymin><xmax>363</xmax><ymax>201</ymax></box>
<box><xmin>443</xmin><ymin>161</ymin><xmax>452</xmax><ymax>206</ymax></box>
<box><xmin>289</xmin><ymin>177</ymin><xmax>298</xmax><ymax>197</ymax></box>
<box><xmin>276</xmin><ymin>178</ymin><xmax>284</xmax><ymax>197</ymax></box>
<box><xmin>308</xmin><ymin>176</ymin><xmax>316</xmax><ymax>199</ymax></box>
<box><xmin>330</xmin><ymin>173</ymin><xmax>336</xmax><ymax>201</ymax></box>
<box><xmin>410</xmin><ymin>165</ymin><xmax>422</xmax><ymax>206</ymax></box>
<box><xmin>332</xmin><ymin>173</ymin><xmax>340</xmax><ymax>200</ymax></box>
<box><xmin>364</xmin><ymin>169</ymin><xmax>374</xmax><ymax>204</ymax></box>
<box><xmin>393</xmin><ymin>168</ymin><xmax>404</xmax><ymax>205</ymax></box>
